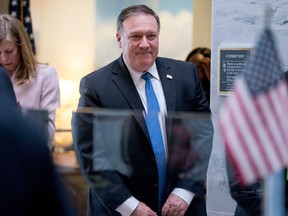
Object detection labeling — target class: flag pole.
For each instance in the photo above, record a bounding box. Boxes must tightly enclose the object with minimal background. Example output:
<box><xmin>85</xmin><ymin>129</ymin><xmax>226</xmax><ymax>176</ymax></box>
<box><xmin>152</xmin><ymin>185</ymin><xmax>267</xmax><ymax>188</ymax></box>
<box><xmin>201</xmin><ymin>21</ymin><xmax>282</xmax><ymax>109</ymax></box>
<box><xmin>264</xmin><ymin>4</ymin><xmax>272</xmax><ymax>28</ymax></box>
<box><xmin>264</xmin><ymin>170</ymin><xmax>285</xmax><ymax>216</ymax></box>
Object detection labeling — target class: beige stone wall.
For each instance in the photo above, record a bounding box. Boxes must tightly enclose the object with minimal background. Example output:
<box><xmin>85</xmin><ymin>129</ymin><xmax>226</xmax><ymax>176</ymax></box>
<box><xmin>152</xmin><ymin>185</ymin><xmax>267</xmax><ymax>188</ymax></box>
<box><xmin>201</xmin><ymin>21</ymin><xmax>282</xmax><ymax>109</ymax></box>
<box><xmin>0</xmin><ymin>0</ymin><xmax>9</xmax><ymax>14</ymax></box>
<box><xmin>192</xmin><ymin>0</ymin><xmax>212</xmax><ymax>48</ymax></box>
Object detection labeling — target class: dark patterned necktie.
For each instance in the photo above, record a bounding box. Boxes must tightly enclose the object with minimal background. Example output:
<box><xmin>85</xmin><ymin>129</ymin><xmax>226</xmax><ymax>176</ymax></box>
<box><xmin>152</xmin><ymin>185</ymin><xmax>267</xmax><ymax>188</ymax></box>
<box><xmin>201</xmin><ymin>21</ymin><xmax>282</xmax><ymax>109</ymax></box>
<box><xmin>141</xmin><ymin>72</ymin><xmax>167</xmax><ymax>209</ymax></box>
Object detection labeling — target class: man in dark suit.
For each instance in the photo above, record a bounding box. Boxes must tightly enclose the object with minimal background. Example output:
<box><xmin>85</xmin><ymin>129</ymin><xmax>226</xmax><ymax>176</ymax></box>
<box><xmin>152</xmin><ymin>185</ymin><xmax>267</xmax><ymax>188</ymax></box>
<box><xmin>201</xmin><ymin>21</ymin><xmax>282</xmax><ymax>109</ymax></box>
<box><xmin>0</xmin><ymin>66</ymin><xmax>76</xmax><ymax>216</ymax></box>
<box><xmin>72</xmin><ymin>4</ymin><xmax>213</xmax><ymax>216</ymax></box>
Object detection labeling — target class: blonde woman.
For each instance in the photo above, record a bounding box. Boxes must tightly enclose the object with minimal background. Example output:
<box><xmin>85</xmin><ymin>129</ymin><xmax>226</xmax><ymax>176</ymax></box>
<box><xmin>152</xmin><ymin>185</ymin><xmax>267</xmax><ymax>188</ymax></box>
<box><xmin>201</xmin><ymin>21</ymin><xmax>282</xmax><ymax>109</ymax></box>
<box><xmin>0</xmin><ymin>14</ymin><xmax>60</xmax><ymax>141</ymax></box>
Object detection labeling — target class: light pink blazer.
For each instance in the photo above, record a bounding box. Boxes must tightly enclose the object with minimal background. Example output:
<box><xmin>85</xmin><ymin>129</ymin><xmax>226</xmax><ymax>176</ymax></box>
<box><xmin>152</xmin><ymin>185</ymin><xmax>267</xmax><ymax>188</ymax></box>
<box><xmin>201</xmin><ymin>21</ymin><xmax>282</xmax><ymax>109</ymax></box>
<box><xmin>12</xmin><ymin>64</ymin><xmax>60</xmax><ymax>141</ymax></box>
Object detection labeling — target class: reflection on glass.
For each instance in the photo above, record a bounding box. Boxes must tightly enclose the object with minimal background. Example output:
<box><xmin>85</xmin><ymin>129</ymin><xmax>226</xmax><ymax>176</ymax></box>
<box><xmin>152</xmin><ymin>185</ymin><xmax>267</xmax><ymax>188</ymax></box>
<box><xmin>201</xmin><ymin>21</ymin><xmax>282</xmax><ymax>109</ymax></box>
<box><xmin>72</xmin><ymin>108</ymin><xmax>213</xmax><ymax>214</ymax></box>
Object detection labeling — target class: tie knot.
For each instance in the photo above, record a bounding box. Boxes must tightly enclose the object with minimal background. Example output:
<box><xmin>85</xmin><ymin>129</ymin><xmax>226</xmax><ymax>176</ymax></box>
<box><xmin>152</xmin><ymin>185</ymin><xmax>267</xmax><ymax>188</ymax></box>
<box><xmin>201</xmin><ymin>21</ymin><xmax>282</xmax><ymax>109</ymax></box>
<box><xmin>141</xmin><ymin>72</ymin><xmax>151</xmax><ymax>81</ymax></box>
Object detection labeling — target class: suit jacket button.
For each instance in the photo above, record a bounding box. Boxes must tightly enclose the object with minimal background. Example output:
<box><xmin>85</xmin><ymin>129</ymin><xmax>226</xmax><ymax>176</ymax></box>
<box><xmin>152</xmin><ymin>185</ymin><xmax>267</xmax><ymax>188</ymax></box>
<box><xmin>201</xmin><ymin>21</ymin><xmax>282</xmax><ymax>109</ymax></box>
<box><xmin>153</xmin><ymin>183</ymin><xmax>158</xmax><ymax>188</ymax></box>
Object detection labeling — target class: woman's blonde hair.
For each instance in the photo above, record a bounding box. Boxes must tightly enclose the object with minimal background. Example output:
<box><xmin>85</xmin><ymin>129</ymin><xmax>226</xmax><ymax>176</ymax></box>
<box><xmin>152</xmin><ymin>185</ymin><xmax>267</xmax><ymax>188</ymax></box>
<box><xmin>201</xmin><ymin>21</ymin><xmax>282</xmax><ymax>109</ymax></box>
<box><xmin>0</xmin><ymin>14</ymin><xmax>37</xmax><ymax>84</ymax></box>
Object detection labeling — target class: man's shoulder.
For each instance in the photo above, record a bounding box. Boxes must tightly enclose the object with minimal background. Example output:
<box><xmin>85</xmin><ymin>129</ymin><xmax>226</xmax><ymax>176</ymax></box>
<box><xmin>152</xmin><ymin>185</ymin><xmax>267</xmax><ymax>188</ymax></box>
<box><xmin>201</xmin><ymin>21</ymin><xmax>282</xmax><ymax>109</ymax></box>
<box><xmin>0</xmin><ymin>66</ymin><xmax>10</xmax><ymax>79</ymax></box>
<box><xmin>156</xmin><ymin>57</ymin><xmax>196</xmax><ymax>75</ymax></box>
<box><xmin>156</xmin><ymin>57</ymin><xmax>194</xmax><ymax>67</ymax></box>
<box><xmin>157</xmin><ymin>56</ymin><xmax>183</xmax><ymax>63</ymax></box>
<box><xmin>83</xmin><ymin>58</ymin><xmax>121</xmax><ymax>80</ymax></box>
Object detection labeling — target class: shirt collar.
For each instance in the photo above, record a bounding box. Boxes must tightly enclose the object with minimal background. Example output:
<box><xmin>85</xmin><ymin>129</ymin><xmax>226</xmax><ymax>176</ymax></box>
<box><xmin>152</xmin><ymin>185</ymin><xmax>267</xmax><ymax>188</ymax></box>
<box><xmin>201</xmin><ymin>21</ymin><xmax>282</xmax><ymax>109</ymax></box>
<box><xmin>123</xmin><ymin>56</ymin><xmax>159</xmax><ymax>85</ymax></box>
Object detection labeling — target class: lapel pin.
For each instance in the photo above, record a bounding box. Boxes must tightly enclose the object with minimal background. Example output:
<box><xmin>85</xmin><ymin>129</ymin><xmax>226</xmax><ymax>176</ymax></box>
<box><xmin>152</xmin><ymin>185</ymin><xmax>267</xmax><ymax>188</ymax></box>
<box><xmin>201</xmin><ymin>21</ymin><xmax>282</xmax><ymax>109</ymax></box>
<box><xmin>166</xmin><ymin>74</ymin><xmax>173</xmax><ymax>80</ymax></box>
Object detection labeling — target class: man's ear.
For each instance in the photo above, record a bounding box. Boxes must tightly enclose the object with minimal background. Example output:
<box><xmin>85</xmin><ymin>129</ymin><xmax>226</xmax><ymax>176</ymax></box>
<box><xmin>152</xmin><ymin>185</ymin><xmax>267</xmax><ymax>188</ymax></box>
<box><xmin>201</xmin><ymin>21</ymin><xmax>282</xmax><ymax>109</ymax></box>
<box><xmin>116</xmin><ymin>33</ymin><xmax>122</xmax><ymax>48</ymax></box>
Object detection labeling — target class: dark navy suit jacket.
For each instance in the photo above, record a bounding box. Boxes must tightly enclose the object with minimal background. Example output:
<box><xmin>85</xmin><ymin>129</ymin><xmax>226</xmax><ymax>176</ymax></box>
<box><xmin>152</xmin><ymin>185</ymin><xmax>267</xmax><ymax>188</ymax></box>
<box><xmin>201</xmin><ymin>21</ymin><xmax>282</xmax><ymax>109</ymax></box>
<box><xmin>72</xmin><ymin>56</ymin><xmax>214</xmax><ymax>216</ymax></box>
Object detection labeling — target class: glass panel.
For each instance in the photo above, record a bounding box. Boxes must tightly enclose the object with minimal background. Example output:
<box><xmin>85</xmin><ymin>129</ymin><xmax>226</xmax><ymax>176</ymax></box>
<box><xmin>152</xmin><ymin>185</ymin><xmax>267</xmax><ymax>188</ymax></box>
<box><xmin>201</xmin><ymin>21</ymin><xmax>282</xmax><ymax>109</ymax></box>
<box><xmin>72</xmin><ymin>108</ymin><xmax>213</xmax><ymax>214</ymax></box>
<box><xmin>23</xmin><ymin>108</ymin><xmax>48</xmax><ymax>144</ymax></box>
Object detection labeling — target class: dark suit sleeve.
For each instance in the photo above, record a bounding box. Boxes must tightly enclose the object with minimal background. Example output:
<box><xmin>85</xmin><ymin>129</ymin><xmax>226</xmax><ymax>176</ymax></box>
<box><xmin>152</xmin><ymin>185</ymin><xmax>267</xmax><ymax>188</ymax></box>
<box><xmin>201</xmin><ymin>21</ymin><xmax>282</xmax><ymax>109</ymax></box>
<box><xmin>0</xmin><ymin>67</ymin><xmax>17</xmax><ymax>106</ymax></box>
<box><xmin>72</xmin><ymin>76</ymin><xmax>132</xmax><ymax>213</ymax></box>
<box><xmin>167</xmin><ymin>61</ymin><xmax>213</xmax><ymax>199</ymax></box>
<box><xmin>169</xmin><ymin>113</ymin><xmax>213</xmax><ymax>198</ymax></box>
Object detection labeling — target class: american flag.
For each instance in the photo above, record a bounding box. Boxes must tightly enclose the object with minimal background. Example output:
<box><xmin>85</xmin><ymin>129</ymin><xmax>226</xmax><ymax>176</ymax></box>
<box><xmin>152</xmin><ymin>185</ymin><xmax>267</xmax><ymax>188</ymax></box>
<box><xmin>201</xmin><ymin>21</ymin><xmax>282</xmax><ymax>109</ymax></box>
<box><xmin>218</xmin><ymin>28</ymin><xmax>288</xmax><ymax>184</ymax></box>
<box><xmin>9</xmin><ymin>0</ymin><xmax>36</xmax><ymax>54</ymax></box>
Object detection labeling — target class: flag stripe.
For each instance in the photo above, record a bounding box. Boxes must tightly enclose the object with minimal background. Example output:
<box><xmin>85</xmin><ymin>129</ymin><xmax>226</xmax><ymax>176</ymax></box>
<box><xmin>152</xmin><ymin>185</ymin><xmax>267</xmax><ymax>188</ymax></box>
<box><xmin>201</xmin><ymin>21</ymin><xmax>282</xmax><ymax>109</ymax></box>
<box><xmin>219</xmin><ymin>110</ymin><xmax>256</xmax><ymax>183</ymax></box>
<box><xmin>219</xmin><ymin>80</ymin><xmax>263</xmax><ymax>182</ymax></box>
<box><xmin>258</xmin><ymin>89</ymin><xmax>286</xmax><ymax>165</ymax></box>
<box><xmin>268</xmin><ymin>86</ymin><xmax>287</xmax><ymax>152</ymax></box>
<box><xmin>275</xmin><ymin>82</ymin><xmax>288</xmax><ymax>153</ymax></box>
<box><xmin>254</xmin><ymin>94</ymin><xmax>282</xmax><ymax>169</ymax></box>
<box><xmin>236</xmin><ymin>80</ymin><xmax>272</xmax><ymax>174</ymax></box>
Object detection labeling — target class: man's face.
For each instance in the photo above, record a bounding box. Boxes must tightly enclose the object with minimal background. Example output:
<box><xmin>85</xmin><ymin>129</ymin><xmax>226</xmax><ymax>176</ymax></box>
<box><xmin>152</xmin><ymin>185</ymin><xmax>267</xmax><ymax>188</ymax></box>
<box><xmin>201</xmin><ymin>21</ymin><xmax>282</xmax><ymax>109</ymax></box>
<box><xmin>116</xmin><ymin>13</ymin><xmax>159</xmax><ymax>72</ymax></box>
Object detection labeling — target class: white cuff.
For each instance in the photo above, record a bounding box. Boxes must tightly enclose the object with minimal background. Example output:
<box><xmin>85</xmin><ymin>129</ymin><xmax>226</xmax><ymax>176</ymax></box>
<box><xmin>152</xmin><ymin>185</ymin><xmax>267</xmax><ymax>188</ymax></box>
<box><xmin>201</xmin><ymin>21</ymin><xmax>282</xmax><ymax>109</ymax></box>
<box><xmin>115</xmin><ymin>196</ymin><xmax>139</xmax><ymax>216</ymax></box>
<box><xmin>171</xmin><ymin>188</ymin><xmax>195</xmax><ymax>205</ymax></box>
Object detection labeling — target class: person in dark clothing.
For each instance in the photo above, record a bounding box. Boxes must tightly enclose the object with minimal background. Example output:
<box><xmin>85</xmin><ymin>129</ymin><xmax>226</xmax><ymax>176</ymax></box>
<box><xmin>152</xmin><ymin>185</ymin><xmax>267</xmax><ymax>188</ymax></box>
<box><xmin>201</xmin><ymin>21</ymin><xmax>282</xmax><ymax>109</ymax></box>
<box><xmin>0</xmin><ymin>66</ymin><xmax>17</xmax><ymax>106</ymax></box>
<box><xmin>0</xmin><ymin>66</ymin><xmax>77</xmax><ymax>216</ymax></box>
<box><xmin>186</xmin><ymin>47</ymin><xmax>211</xmax><ymax>105</ymax></box>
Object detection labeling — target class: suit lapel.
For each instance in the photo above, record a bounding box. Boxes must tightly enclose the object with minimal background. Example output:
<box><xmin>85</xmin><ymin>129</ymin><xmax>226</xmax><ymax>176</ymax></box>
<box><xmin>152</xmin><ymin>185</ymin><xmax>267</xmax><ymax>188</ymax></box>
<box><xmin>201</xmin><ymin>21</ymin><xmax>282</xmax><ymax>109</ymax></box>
<box><xmin>112</xmin><ymin>57</ymin><xmax>177</xmax><ymax>112</ymax></box>
<box><xmin>110</xmin><ymin>57</ymin><xmax>177</xmax><ymax>145</ymax></box>
<box><xmin>156</xmin><ymin>58</ymin><xmax>177</xmax><ymax>148</ymax></box>
<box><xmin>111</xmin><ymin>57</ymin><xmax>148</xmax><ymax>136</ymax></box>
<box><xmin>156</xmin><ymin>58</ymin><xmax>176</xmax><ymax>112</ymax></box>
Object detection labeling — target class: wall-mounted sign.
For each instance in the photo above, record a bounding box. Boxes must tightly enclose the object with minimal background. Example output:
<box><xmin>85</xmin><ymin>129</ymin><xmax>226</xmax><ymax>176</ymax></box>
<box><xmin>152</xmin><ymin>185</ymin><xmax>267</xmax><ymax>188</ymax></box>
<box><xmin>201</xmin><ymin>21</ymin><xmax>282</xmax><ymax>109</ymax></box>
<box><xmin>218</xmin><ymin>47</ymin><xmax>252</xmax><ymax>95</ymax></box>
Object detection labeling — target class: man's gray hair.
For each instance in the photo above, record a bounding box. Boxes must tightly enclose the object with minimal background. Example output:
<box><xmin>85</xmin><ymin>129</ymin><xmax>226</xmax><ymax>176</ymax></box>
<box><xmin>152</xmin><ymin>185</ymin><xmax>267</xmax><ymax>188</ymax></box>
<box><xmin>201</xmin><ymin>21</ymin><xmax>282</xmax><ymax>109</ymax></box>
<box><xmin>117</xmin><ymin>4</ymin><xmax>160</xmax><ymax>33</ymax></box>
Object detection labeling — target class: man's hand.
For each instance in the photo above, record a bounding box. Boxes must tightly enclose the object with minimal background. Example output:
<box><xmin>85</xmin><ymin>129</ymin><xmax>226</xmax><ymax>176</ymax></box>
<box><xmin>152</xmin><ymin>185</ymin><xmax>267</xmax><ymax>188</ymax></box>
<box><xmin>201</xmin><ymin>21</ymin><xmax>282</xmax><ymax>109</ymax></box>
<box><xmin>161</xmin><ymin>194</ymin><xmax>188</xmax><ymax>216</ymax></box>
<box><xmin>131</xmin><ymin>202</ymin><xmax>157</xmax><ymax>216</ymax></box>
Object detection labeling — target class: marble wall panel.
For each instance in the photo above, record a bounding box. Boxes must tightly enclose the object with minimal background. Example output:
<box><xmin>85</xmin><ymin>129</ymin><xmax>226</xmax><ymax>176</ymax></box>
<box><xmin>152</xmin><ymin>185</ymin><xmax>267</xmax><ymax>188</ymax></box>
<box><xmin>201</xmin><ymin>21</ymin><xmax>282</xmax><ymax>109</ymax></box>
<box><xmin>207</xmin><ymin>0</ymin><xmax>288</xmax><ymax>215</ymax></box>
